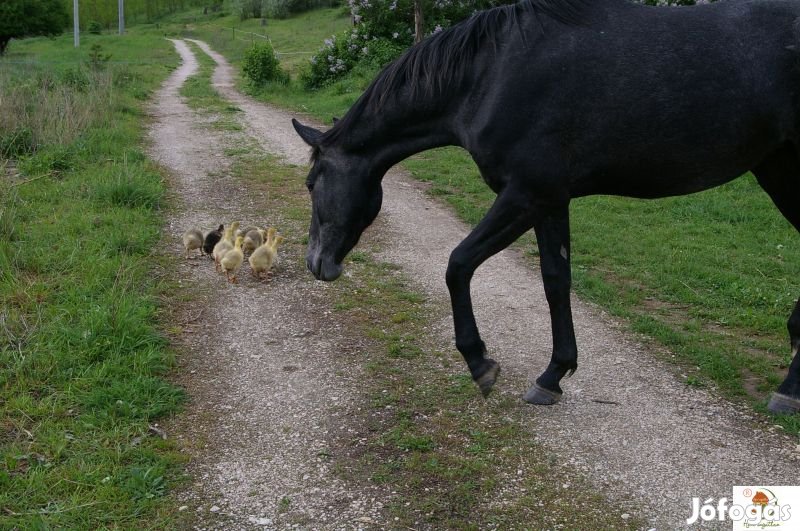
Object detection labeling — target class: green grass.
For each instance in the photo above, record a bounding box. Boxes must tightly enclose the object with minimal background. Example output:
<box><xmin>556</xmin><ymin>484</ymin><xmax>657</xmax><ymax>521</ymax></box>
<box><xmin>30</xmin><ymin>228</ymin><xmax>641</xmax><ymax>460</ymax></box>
<box><xmin>1</xmin><ymin>30</ymin><xmax>186</xmax><ymax>527</ymax></box>
<box><xmin>168</xmin><ymin>6</ymin><xmax>800</xmax><ymax>434</ymax></box>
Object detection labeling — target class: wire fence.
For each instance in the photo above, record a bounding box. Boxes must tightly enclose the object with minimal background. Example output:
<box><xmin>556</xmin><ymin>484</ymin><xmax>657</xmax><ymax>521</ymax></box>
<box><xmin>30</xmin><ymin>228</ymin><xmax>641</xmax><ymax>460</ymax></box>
<box><xmin>191</xmin><ymin>23</ymin><xmax>316</xmax><ymax>57</ymax></box>
<box><xmin>0</xmin><ymin>23</ymin><xmax>318</xmax><ymax>68</ymax></box>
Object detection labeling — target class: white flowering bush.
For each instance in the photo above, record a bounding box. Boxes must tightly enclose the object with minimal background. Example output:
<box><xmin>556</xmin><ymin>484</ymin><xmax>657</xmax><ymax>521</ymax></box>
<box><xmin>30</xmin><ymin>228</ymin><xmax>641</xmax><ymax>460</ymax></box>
<box><xmin>303</xmin><ymin>0</ymin><xmax>489</xmax><ymax>88</ymax></box>
<box><xmin>302</xmin><ymin>33</ymin><xmax>362</xmax><ymax>88</ymax></box>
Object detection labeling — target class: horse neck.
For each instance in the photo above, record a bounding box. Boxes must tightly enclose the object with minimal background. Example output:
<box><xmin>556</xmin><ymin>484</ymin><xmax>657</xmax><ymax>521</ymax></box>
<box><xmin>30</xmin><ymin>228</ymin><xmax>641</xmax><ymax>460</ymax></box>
<box><xmin>338</xmin><ymin>89</ymin><xmax>461</xmax><ymax>176</ymax></box>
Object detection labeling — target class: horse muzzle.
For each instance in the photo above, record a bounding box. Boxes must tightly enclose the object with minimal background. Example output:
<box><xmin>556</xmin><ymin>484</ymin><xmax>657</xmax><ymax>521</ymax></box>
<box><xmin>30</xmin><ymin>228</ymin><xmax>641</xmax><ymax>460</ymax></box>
<box><xmin>307</xmin><ymin>252</ymin><xmax>343</xmax><ymax>281</ymax></box>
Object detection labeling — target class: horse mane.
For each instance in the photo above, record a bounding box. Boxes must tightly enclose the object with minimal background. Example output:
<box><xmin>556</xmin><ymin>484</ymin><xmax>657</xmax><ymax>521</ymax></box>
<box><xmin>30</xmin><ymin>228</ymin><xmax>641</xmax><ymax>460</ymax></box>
<box><xmin>317</xmin><ymin>0</ymin><xmax>596</xmax><ymax>150</ymax></box>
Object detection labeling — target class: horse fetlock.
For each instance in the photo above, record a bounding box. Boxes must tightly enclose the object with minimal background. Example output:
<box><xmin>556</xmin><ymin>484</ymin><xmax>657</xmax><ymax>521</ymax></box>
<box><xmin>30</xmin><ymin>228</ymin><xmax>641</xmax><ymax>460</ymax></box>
<box><xmin>534</xmin><ymin>371</ymin><xmax>564</xmax><ymax>396</ymax></box>
<box><xmin>473</xmin><ymin>358</ymin><xmax>500</xmax><ymax>398</ymax></box>
<box><xmin>556</xmin><ymin>358</ymin><xmax>578</xmax><ymax>377</ymax></box>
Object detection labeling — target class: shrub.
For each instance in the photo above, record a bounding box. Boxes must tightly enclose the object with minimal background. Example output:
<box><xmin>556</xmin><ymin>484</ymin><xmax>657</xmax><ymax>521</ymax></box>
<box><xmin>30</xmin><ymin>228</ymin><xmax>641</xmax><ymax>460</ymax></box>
<box><xmin>365</xmin><ymin>38</ymin><xmax>407</xmax><ymax>68</ymax></box>
<box><xmin>87</xmin><ymin>43</ymin><xmax>112</xmax><ymax>71</ymax></box>
<box><xmin>242</xmin><ymin>42</ymin><xmax>288</xmax><ymax>85</ymax></box>
<box><xmin>302</xmin><ymin>31</ymin><xmax>371</xmax><ymax>89</ymax></box>
<box><xmin>87</xmin><ymin>20</ymin><xmax>103</xmax><ymax>34</ymax></box>
<box><xmin>60</xmin><ymin>66</ymin><xmax>91</xmax><ymax>91</ymax></box>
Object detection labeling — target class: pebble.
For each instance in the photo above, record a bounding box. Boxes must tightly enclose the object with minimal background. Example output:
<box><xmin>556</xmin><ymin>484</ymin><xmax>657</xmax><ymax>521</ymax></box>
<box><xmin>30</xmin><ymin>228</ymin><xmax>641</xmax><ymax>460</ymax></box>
<box><xmin>210</xmin><ymin>505</ymin><xmax>221</xmax><ymax>513</ymax></box>
<box><xmin>178</xmin><ymin>506</ymin><xmax>188</xmax><ymax>512</ymax></box>
<box><xmin>621</xmin><ymin>513</ymin><xmax>630</xmax><ymax>520</ymax></box>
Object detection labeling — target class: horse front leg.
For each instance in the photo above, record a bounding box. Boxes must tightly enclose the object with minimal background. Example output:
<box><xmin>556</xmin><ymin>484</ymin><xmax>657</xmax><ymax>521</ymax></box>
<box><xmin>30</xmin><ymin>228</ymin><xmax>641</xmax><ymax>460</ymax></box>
<box><xmin>523</xmin><ymin>206</ymin><xmax>577</xmax><ymax>405</ymax></box>
<box><xmin>446</xmin><ymin>189</ymin><xmax>536</xmax><ymax>397</ymax></box>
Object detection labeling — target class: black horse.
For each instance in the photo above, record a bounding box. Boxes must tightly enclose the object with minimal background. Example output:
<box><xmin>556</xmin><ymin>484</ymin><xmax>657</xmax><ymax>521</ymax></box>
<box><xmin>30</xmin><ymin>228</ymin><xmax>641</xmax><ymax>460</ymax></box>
<box><xmin>293</xmin><ymin>0</ymin><xmax>800</xmax><ymax>414</ymax></box>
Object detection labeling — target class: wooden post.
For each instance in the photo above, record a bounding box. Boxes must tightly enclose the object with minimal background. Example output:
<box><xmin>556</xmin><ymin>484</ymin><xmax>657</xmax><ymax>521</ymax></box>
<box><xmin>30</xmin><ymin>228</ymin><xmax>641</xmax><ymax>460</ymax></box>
<box><xmin>73</xmin><ymin>0</ymin><xmax>80</xmax><ymax>47</ymax></box>
<box><xmin>414</xmin><ymin>0</ymin><xmax>424</xmax><ymax>44</ymax></box>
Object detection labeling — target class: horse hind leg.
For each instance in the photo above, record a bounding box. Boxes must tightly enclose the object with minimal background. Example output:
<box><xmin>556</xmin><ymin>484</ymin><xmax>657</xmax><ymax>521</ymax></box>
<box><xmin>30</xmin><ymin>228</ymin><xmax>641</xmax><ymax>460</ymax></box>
<box><xmin>523</xmin><ymin>204</ymin><xmax>578</xmax><ymax>405</ymax></box>
<box><xmin>753</xmin><ymin>146</ymin><xmax>800</xmax><ymax>414</ymax></box>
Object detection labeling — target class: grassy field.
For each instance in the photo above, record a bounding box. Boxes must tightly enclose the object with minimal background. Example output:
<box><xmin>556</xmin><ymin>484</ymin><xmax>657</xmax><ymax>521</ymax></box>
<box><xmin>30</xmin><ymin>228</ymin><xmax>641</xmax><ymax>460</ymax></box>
<box><xmin>162</xmin><ymin>5</ymin><xmax>800</xmax><ymax>434</ymax></box>
<box><xmin>0</xmin><ymin>31</ymin><xmax>185</xmax><ymax>527</ymax></box>
<box><xmin>2</xmin><ymin>5</ymin><xmax>794</xmax><ymax>526</ymax></box>
<box><xmin>172</xmin><ymin>5</ymin><xmax>351</xmax><ymax>75</ymax></box>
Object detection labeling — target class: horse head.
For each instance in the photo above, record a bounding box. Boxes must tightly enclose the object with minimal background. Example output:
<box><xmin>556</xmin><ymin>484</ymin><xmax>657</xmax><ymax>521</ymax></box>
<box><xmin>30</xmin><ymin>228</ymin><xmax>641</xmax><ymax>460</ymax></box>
<box><xmin>292</xmin><ymin>119</ymin><xmax>383</xmax><ymax>281</ymax></box>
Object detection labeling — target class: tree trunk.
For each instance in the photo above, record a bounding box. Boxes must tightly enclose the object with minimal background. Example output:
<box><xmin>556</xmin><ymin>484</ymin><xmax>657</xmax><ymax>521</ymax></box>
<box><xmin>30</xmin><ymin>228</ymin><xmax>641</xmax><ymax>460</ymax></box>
<box><xmin>0</xmin><ymin>37</ymin><xmax>10</xmax><ymax>56</ymax></box>
<box><xmin>414</xmin><ymin>0</ymin><xmax>424</xmax><ymax>44</ymax></box>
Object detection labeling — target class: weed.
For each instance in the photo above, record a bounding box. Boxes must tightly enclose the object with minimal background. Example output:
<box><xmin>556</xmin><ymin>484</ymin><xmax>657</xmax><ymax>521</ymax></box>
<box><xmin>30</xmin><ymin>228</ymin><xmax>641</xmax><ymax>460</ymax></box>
<box><xmin>124</xmin><ymin>467</ymin><xmax>167</xmax><ymax>500</ymax></box>
<box><xmin>0</xmin><ymin>127</ymin><xmax>35</xmax><ymax>158</ymax></box>
<box><xmin>93</xmin><ymin>167</ymin><xmax>163</xmax><ymax>209</ymax></box>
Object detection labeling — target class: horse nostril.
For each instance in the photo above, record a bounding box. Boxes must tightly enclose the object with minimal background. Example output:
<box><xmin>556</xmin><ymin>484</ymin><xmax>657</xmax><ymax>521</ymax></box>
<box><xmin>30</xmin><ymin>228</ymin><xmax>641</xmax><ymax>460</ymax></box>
<box><xmin>306</xmin><ymin>252</ymin><xmax>322</xmax><ymax>279</ymax></box>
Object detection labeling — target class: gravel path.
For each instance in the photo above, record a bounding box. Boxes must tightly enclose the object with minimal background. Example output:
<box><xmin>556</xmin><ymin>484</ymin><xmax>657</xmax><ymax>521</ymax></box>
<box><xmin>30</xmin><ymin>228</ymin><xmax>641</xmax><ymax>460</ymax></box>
<box><xmin>158</xmin><ymin>38</ymin><xmax>799</xmax><ymax>529</ymax></box>
<box><xmin>149</xmin><ymin>39</ymin><xmax>394</xmax><ymax>529</ymax></box>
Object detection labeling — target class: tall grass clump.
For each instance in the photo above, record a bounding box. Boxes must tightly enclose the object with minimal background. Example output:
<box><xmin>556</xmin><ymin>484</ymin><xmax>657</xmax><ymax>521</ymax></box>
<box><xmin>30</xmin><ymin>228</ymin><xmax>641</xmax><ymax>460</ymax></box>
<box><xmin>0</xmin><ymin>32</ymin><xmax>185</xmax><ymax>528</ymax></box>
<box><xmin>0</xmin><ymin>65</ymin><xmax>112</xmax><ymax>156</ymax></box>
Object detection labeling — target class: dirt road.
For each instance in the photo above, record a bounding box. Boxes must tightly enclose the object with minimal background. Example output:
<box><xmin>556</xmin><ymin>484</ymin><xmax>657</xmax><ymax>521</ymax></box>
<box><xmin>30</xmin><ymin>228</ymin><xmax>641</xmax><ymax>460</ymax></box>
<box><xmin>150</xmin><ymin>39</ymin><xmax>393</xmax><ymax>529</ymax></box>
<box><xmin>151</xmin><ymin>39</ymin><xmax>799</xmax><ymax>529</ymax></box>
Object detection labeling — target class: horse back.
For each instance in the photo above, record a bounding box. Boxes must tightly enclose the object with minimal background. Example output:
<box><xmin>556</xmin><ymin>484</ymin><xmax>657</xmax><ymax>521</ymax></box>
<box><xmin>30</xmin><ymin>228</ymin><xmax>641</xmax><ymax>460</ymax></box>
<box><xmin>461</xmin><ymin>0</ymin><xmax>800</xmax><ymax>198</ymax></box>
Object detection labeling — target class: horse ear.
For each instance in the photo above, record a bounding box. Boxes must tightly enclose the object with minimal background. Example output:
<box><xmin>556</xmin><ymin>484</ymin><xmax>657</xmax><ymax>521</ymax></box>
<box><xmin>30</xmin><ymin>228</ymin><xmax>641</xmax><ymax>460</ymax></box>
<box><xmin>292</xmin><ymin>119</ymin><xmax>323</xmax><ymax>147</ymax></box>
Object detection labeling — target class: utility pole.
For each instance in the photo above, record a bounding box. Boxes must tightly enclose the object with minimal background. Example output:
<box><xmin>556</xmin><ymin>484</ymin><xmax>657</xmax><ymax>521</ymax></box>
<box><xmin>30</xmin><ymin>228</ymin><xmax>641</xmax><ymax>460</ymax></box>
<box><xmin>118</xmin><ymin>0</ymin><xmax>125</xmax><ymax>35</ymax></box>
<box><xmin>73</xmin><ymin>0</ymin><xmax>79</xmax><ymax>47</ymax></box>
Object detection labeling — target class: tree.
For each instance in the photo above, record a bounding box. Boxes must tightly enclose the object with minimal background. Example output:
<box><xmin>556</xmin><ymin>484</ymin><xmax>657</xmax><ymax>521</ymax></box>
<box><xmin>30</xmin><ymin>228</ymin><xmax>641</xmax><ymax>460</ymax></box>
<box><xmin>413</xmin><ymin>0</ymin><xmax>423</xmax><ymax>44</ymax></box>
<box><xmin>0</xmin><ymin>0</ymin><xmax>69</xmax><ymax>55</ymax></box>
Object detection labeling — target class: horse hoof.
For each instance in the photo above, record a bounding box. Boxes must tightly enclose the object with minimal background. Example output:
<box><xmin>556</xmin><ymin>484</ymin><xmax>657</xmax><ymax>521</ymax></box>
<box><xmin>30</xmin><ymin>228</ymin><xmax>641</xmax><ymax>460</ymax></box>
<box><xmin>475</xmin><ymin>360</ymin><xmax>500</xmax><ymax>398</ymax></box>
<box><xmin>768</xmin><ymin>392</ymin><xmax>800</xmax><ymax>414</ymax></box>
<box><xmin>523</xmin><ymin>383</ymin><xmax>562</xmax><ymax>405</ymax></box>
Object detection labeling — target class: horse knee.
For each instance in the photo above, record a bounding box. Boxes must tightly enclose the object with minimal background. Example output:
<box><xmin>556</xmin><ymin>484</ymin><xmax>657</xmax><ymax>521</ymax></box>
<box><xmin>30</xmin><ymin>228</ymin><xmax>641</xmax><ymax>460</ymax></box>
<box><xmin>446</xmin><ymin>249</ymin><xmax>473</xmax><ymax>289</ymax></box>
